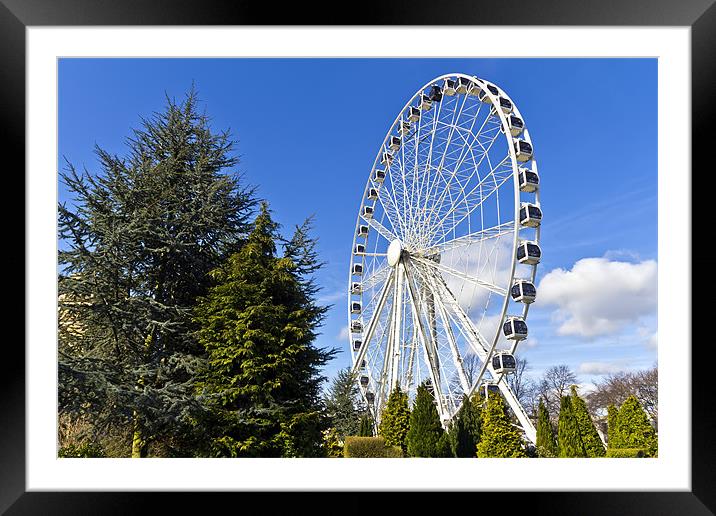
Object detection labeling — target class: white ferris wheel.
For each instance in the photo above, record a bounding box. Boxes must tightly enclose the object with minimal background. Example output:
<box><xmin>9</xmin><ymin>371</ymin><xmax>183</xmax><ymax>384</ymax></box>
<box><xmin>347</xmin><ymin>73</ymin><xmax>542</xmax><ymax>443</ymax></box>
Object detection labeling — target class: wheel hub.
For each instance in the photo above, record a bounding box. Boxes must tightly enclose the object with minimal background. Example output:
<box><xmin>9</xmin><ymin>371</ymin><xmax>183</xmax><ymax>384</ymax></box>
<box><xmin>387</xmin><ymin>239</ymin><xmax>403</xmax><ymax>267</ymax></box>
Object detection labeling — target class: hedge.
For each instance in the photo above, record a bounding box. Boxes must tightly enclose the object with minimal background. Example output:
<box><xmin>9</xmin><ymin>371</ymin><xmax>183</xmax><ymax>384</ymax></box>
<box><xmin>606</xmin><ymin>448</ymin><xmax>645</xmax><ymax>458</ymax></box>
<box><xmin>343</xmin><ymin>436</ymin><xmax>403</xmax><ymax>458</ymax></box>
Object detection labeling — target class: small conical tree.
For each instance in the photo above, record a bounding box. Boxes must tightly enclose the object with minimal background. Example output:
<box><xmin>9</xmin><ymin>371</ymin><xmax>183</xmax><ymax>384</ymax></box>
<box><xmin>536</xmin><ymin>398</ymin><xmax>558</xmax><ymax>457</ymax></box>
<box><xmin>557</xmin><ymin>396</ymin><xmax>587</xmax><ymax>457</ymax></box>
<box><xmin>406</xmin><ymin>382</ymin><xmax>445</xmax><ymax>457</ymax></box>
<box><xmin>359</xmin><ymin>414</ymin><xmax>374</xmax><ymax>437</ymax></box>
<box><xmin>378</xmin><ymin>385</ymin><xmax>411</xmax><ymax>452</ymax></box>
<box><xmin>477</xmin><ymin>394</ymin><xmax>526</xmax><ymax>458</ymax></box>
<box><xmin>449</xmin><ymin>394</ymin><xmax>482</xmax><ymax>458</ymax></box>
<box><xmin>571</xmin><ymin>386</ymin><xmax>605</xmax><ymax>457</ymax></box>
<box><xmin>607</xmin><ymin>404</ymin><xmax>620</xmax><ymax>449</ymax></box>
<box><xmin>615</xmin><ymin>395</ymin><xmax>658</xmax><ymax>457</ymax></box>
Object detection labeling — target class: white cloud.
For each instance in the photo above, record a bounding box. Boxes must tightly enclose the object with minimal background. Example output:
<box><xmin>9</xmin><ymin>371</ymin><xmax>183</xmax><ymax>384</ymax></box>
<box><xmin>579</xmin><ymin>361</ymin><xmax>624</xmax><ymax>375</ymax></box>
<box><xmin>337</xmin><ymin>325</ymin><xmax>350</xmax><ymax>341</ymax></box>
<box><xmin>537</xmin><ymin>257</ymin><xmax>657</xmax><ymax>338</ymax></box>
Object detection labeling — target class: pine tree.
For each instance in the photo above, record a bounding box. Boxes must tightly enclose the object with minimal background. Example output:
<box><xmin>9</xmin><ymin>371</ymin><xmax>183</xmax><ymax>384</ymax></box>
<box><xmin>406</xmin><ymin>382</ymin><xmax>446</xmax><ymax>457</ymax></box>
<box><xmin>378</xmin><ymin>385</ymin><xmax>411</xmax><ymax>452</ymax></box>
<box><xmin>476</xmin><ymin>394</ymin><xmax>526</xmax><ymax>458</ymax></box>
<box><xmin>536</xmin><ymin>398</ymin><xmax>558</xmax><ymax>457</ymax></box>
<box><xmin>615</xmin><ymin>395</ymin><xmax>658</xmax><ymax>457</ymax></box>
<box><xmin>193</xmin><ymin>203</ymin><xmax>335</xmax><ymax>457</ymax></box>
<box><xmin>323</xmin><ymin>368</ymin><xmax>364</xmax><ymax>440</ymax></box>
<box><xmin>607</xmin><ymin>404</ymin><xmax>620</xmax><ymax>449</ymax></box>
<box><xmin>58</xmin><ymin>88</ymin><xmax>256</xmax><ymax>457</ymax></box>
<box><xmin>449</xmin><ymin>394</ymin><xmax>482</xmax><ymax>458</ymax></box>
<box><xmin>359</xmin><ymin>414</ymin><xmax>374</xmax><ymax>437</ymax></box>
<box><xmin>571</xmin><ymin>385</ymin><xmax>606</xmax><ymax>457</ymax></box>
<box><xmin>557</xmin><ymin>395</ymin><xmax>587</xmax><ymax>458</ymax></box>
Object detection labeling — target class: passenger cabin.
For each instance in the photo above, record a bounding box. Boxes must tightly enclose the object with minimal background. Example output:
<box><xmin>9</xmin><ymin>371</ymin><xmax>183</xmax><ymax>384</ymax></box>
<box><xmin>354</xmin><ymin>243</ymin><xmax>365</xmax><ymax>255</ymax></box>
<box><xmin>442</xmin><ymin>78</ymin><xmax>457</xmax><ymax>96</ymax></box>
<box><xmin>492</xmin><ymin>352</ymin><xmax>517</xmax><ymax>374</ymax></box>
<box><xmin>352</xmin><ymin>263</ymin><xmax>364</xmax><ymax>276</ymax></box>
<box><xmin>517</xmin><ymin>241</ymin><xmax>541</xmax><ymax>265</ymax></box>
<box><xmin>360</xmin><ymin>375</ymin><xmax>369</xmax><ymax>387</ymax></box>
<box><xmin>353</xmin><ymin>339</ymin><xmax>362</xmax><ymax>351</ymax></box>
<box><xmin>408</xmin><ymin>106</ymin><xmax>421</xmax><ymax>122</ymax></box>
<box><xmin>514</xmin><ymin>139</ymin><xmax>533</xmax><ymax>162</ymax></box>
<box><xmin>519</xmin><ymin>203</ymin><xmax>542</xmax><ymax>228</ymax></box>
<box><xmin>399</xmin><ymin>120</ymin><xmax>411</xmax><ymax>137</ymax></box>
<box><xmin>503</xmin><ymin>316</ymin><xmax>528</xmax><ymax>340</ymax></box>
<box><xmin>367</xmin><ymin>187</ymin><xmax>379</xmax><ymax>201</ymax></box>
<box><xmin>357</xmin><ymin>225</ymin><xmax>369</xmax><ymax>238</ymax></box>
<box><xmin>373</xmin><ymin>169</ymin><xmax>386</xmax><ymax>183</ymax></box>
<box><xmin>419</xmin><ymin>94</ymin><xmax>432</xmax><ymax>111</ymax></box>
<box><xmin>508</xmin><ymin>115</ymin><xmax>524</xmax><ymax>136</ymax></box>
<box><xmin>456</xmin><ymin>76</ymin><xmax>473</xmax><ymax>94</ymax></box>
<box><xmin>519</xmin><ymin>167</ymin><xmax>539</xmax><ymax>193</ymax></box>
<box><xmin>351</xmin><ymin>302</ymin><xmax>362</xmax><ymax>314</ymax></box>
<box><xmin>428</xmin><ymin>84</ymin><xmax>443</xmax><ymax>102</ymax></box>
<box><xmin>350</xmin><ymin>282</ymin><xmax>362</xmax><ymax>295</ymax></box>
<box><xmin>498</xmin><ymin>97</ymin><xmax>513</xmax><ymax>114</ymax></box>
<box><xmin>511</xmin><ymin>279</ymin><xmax>537</xmax><ymax>304</ymax></box>
<box><xmin>389</xmin><ymin>136</ymin><xmax>401</xmax><ymax>151</ymax></box>
<box><xmin>363</xmin><ymin>205</ymin><xmax>374</xmax><ymax>220</ymax></box>
<box><xmin>381</xmin><ymin>152</ymin><xmax>394</xmax><ymax>166</ymax></box>
<box><xmin>351</xmin><ymin>320</ymin><xmax>363</xmax><ymax>333</ymax></box>
<box><xmin>365</xmin><ymin>392</ymin><xmax>375</xmax><ymax>403</ymax></box>
<box><xmin>481</xmin><ymin>382</ymin><xmax>501</xmax><ymax>399</ymax></box>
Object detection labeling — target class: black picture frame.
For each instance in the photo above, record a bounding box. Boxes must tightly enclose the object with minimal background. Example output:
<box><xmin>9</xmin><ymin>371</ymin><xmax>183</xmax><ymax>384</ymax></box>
<box><xmin>5</xmin><ymin>0</ymin><xmax>714</xmax><ymax>513</ymax></box>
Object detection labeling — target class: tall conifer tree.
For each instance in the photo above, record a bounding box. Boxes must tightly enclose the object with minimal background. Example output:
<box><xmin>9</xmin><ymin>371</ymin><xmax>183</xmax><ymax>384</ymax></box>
<box><xmin>607</xmin><ymin>404</ymin><xmax>620</xmax><ymax>449</ymax></box>
<box><xmin>557</xmin><ymin>396</ymin><xmax>587</xmax><ymax>457</ymax></box>
<box><xmin>193</xmin><ymin>204</ymin><xmax>335</xmax><ymax>457</ymax></box>
<box><xmin>58</xmin><ymin>88</ymin><xmax>256</xmax><ymax>456</ymax></box>
<box><xmin>406</xmin><ymin>382</ymin><xmax>445</xmax><ymax>457</ymax></box>
<box><xmin>476</xmin><ymin>395</ymin><xmax>526</xmax><ymax>458</ymax></box>
<box><xmin>378</xmin><ymin>385</ymin><xmax>411</xmax><ymax>452</ymax></box>
<box><xmin>536</xmin><ymin>398</ymin><xmax>558</xmax><ymax>457</ymax></box>
<box><xmin>449</xmin><ymin>394</ymin><xmax>482</xmax><ymax>458</ymax></box>
<box><xmin>571</xmin><ymin>385</ymin><xmax>606</xmax><ymax>457</ymax></box>
<box><xmin>615</xmin><ymin>395</ymin><xmax>658</xmax><ymax>457</ymax></box>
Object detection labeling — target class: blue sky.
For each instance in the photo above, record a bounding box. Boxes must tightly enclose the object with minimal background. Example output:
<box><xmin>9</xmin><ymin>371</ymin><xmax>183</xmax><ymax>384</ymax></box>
<box><xmin>58</xmin><ymin>58</ymin><xmax>657</xmax><ymax>390</ymax></box>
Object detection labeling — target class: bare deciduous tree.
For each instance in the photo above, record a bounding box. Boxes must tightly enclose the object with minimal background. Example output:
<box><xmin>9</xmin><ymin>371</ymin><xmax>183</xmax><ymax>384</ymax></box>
<box><xmin>585</xmin><ymin>365</ymin><xmax>658</xmax><ymax>427</ymax></box>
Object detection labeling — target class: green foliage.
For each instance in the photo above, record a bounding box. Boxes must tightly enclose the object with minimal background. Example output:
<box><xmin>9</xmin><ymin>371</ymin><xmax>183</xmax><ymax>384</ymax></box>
<box><xmin>193</xmin><ymin>204</ymin><xmax>335</xmax><ymax>457</ymax></box>
<box><xmin>322</xmin><ymin>428</ymin><xmax>344</xmax><ymax>458</ymax></box>
<box><xmin>343</xmin><ymin>436</ymin><xmax>402</xmax><ymax>458</ymax></box>
<box><xmin>406</xmin><ymin>382</ymin><xmax>446</xmax><ymax>457</ymax></box>
<box><xmin>448</xmin><ymin>394</ymin><xmax>482</xmax><ymax>458</ymax></box>
<box><xmin>476</xmin><ymin>394</ymin><xmax>527</xmax><ymax>458</ymax></box>
<box><xmin>607</xmin><ymin>404</ymin><xmax>620</xmax><ymax>448</ymax></box>
<box><xmin>536</xmin><ymin>398</ymin><xmax>558</xmax><ymax>458</ymax></box>
<box><xmin>614</xmin><ymin>395</ymin><xmax>658</xmax><ymax>457</ymax></box>
<box><xmin>557</xmin><ymin>396</ymin><xmax>587</xmax><ymax>458</ymax></box>
<box><xmin>378</xmin><ymin>385</ymin><xmax>411</xmax><ymax>453</ymax></box>
<box><xmin>57</xmin><ymin>87</ymin><xmax>257</xmax><ymax>456</ymax></box>
<box><xmin>571</xmin><ymin>386</ymin><xmax>606</xmax><ymax>457</ymax></box>
<box><xmin>606</xmin><ymin>448</ymin><xmax>645</xmax><ymax>458</ymax></box>
<box><xmin>436</xmin><ymin>433</ymin><xmax>453</xmax><ymax>458</ymax></box>
<box><xmin>58</xmin><ymin>441</ymin><xmax>106</xmax><ymax>458</ymax></box>
<box><xmin>359</xmin><ymin>414</ymin><xmax>374</xmax><ymax>437</ymax></box>
<box><xmin>323</xmin><ymin>368</ymin><xmax>364</xmax><ymax>440</ymax></box>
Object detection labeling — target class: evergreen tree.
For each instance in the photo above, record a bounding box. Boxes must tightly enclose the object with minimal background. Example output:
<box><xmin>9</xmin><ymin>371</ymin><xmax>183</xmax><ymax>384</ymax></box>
<box><xmin>449</xmin><ymin>394</ymin><xmax>482</xmax><ymax>458</ymax></box>
<box><xmin>615</xmin><ymin>395</ymin><xmax>658</xmax><ymax>457</ymax></box>
<box><xmin>570</xmin><ymin>385</ymin><xmax>605</xmax><ymax>457</ymax></box>
<box><xmin>323</xmin><ymin>368</ymin><xmax>363</xmax><ymax>440</ymax></box>
<box><xmin>378</xmin><ymin>385</ymin><xmax>411</xmax><ymax>452</ymax></box>
<box><xmin>193</xmin><ymin>204</ymin><xmax>335</xmax><ymax>457</ymax></box>
<box><xmin>476</xmin><ymin>394</ymin><xmax>526</xmax><ymax>458</ymax></box>
<box><xmin>557</xmin><ymin>396</ymin><xmax>587</xmax><ymax>458</ymax></box>
<box><xmin>607</xmin><ymin>404</ymin><xmax>620</xmax><ymax>449</ymax></box>
<box><xmin>406</xmin><ymin>382</ymin><xmax>445</xmax><ymax>457</ymax></box>
<box><xmin>359</xmin><ymin>414</ymin><xmax>374</xmax><ymax>437</ymax></box>
<box><xmin>536</xmin><ymin>398</ymin><xmax>558</xmax><ymax>457</ymax></box>
<box><xmin>58</xmin><ymin>88</ymin><xmax>256</xmax><ymax>457</ymax></box>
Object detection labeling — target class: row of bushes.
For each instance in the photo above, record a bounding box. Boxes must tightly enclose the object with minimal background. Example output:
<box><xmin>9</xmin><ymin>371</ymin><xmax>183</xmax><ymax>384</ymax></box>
<box><xmin>343</xmin><ymin>436</ymin><xmax>403</xmax><ymax>458</ymax></box>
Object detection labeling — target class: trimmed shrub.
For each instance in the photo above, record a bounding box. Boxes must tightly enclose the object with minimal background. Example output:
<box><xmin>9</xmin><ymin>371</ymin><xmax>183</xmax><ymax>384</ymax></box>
<box><xmin>606</xmin><ymin>448</ymin><xmax>645</xmax><ymax>458</ymax></box>
<box><xmin>557</xmin><ymin>395</ymin><xmax>587</xmax><ymax>457</ymax></box>
<box><xmin>343</xmin><ymin>436</ymin><xmax>402</xmax><ymax>458</ymax></box>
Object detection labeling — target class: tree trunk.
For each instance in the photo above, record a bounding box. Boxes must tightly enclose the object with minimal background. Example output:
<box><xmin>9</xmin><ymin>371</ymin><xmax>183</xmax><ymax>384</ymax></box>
<box><xmin>131</xmin><ymin>410</ymin><xmax>148</xmax><ymax>458</ymax></box>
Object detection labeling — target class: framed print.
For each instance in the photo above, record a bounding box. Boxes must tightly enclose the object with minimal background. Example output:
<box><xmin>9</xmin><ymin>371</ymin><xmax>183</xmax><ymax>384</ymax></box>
<box><xmin>5</xmin><ymin>0</ymin><xmax>715</xmax><ymax>513</ymax></box>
